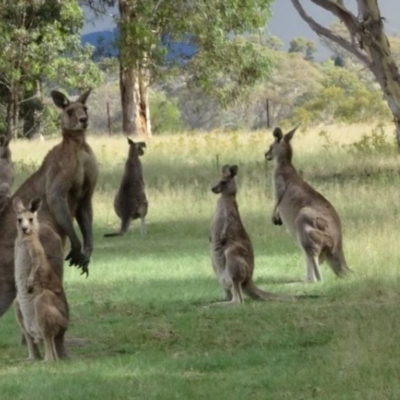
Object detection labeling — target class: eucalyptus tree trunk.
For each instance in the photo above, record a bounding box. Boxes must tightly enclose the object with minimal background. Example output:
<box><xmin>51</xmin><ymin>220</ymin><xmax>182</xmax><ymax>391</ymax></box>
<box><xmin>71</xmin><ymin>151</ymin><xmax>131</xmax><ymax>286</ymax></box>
<box><xmin>118</xmin><ymin>0</ymin><xmax>151</xmax><ymax>137</ymax></box>
<box><xmin>291</xmin><ymin>0</ymin><xmax>400</xmax><ymax>148</ymax></box>
<box><xmin>5</xmin><ymin>85</ymin><xmax>19</xmax><ymax>139</ymax></box>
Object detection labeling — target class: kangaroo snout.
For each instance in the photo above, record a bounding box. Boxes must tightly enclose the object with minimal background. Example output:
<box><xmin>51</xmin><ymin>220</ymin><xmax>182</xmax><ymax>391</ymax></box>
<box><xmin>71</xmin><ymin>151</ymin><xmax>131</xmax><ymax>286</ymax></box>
<box><xmin>211</xmin><ymin>185</ymin><xmax>220</xmax><ymax>194</ymax></box>
<box><xmin>79</xmin><ymin>117</ymin><xmax>88</xmax><ymax>127</ymax></box>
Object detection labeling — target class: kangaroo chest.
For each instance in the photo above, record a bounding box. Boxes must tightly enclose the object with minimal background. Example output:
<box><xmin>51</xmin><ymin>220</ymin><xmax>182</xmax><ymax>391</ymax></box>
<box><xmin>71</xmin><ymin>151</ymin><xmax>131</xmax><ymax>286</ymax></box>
<box><xmin>14</xmin><ymin>242</ymin><xmax>41</xmax><ymax>340</ymax></box>
<box><xmin>69</xmin><ymin>148</ymin><xmax>98</xmax><ymax>206</ymax></box>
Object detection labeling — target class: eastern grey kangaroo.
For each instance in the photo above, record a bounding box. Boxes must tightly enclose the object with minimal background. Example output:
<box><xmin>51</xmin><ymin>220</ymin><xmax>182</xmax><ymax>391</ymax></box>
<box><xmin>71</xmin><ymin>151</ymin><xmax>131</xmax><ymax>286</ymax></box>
<box><xmin>13</xmin><ymin>197</ymin><xmax>69</xmax><ymax>361</ymax></box>
<box><xmin>0</xmin><ymin>89</ymin><xmax>97</xmax><ymax>322</ymax></box>
<box><xmin>265</xmin><ymin>127</ymin><xmax>351</xmax><ymax>282</ymax></box>
<box><xmin>104</xmin><ymin>139</ymin><xmax>148</xmax><ymax>237</ymax></box>
<box><xmin>210</xmin><ymin>164</ymin><xmax>290</xmax><ymax>304</ymax></box>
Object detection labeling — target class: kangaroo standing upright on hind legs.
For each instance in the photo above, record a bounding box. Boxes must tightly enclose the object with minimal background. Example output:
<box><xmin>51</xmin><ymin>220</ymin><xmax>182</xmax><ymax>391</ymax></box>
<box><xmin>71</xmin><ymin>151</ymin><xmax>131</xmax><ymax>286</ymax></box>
<box><xmin>104</xmin><ymin>138</ymin><xmax>148</xmax><ymax>237</ymax></box>
<box><xmin>210</xmin><ymin>164</ymin><xmax>290</xmax><ymax>304</ymax></box>
<box><xmin>265</xmin><ymin>126</ymin><xmax>351</xmax><ymax>283</ymax></box>
<box><xmin>13</xmin><ymin>197</ymin><xmax>69</xmax><ymax>361</ymax></box>
<box><xmin>0</xmin><ymin>89</ymin><xmax>98</xmax><ymax>332</ymax></box>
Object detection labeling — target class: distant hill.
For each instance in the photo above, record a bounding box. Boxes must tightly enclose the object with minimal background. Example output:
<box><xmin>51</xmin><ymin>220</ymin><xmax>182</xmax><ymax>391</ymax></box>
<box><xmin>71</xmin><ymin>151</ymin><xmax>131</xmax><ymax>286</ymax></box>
<box><xmin>81</xmin><ymin>29</ymin><xmax>196</xmax><ymax>63</ymax></box>
<box><xmin>81</xmin><ymin>28</ymin><xmax>118</xmax><ymax>58</ymax></box>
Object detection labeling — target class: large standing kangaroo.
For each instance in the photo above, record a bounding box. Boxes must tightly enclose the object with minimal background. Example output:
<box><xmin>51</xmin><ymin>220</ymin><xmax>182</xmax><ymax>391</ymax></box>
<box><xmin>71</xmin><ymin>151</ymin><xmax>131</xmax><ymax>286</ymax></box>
<box><xmin>0</xmin><ymin>89</ymin><xmax>98</xmax><ymax>318</ymax></box>
<box><xmin>265</xmin><ymin>127</ymin><xmax>351</xmax><ymax>282</ymax></box>
<box><xmin>210</xmin><ymin>164</ymin><xmax>291</xmax><ymax>304</ymax></box>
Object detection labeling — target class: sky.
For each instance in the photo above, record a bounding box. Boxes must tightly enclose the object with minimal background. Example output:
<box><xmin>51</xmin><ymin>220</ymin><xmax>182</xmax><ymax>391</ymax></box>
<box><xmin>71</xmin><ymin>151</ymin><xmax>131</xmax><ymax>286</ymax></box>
<box><xmin>82</xmin><ymin>0</ymin><xmax>400</xmax><ymax>59</ymax></box>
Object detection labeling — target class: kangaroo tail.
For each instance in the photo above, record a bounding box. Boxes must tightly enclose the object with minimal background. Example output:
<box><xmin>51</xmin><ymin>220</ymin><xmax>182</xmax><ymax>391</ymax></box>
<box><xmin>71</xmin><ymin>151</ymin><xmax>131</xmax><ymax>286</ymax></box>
<box><xmin>103</xmin><ymin>231</ymin><xmax>125</xmax><ymax>238</ymax></box>
<box><xmin>326</xmin><ymin>249</ymin><xmax>352</xmax><ymax>277</ymax></box>
<box><xmin>242</xmin><ymin>280</ymin><xmax>294</xmax><ymax>302</ymax></box>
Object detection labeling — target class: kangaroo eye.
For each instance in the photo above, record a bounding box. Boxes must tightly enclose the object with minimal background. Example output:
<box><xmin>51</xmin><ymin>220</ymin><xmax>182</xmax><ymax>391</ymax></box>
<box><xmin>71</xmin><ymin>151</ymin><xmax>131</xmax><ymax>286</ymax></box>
<box><xmin>67</xmin><ymin>109</ymin><xmax>74</xmax><ymax>117</ymax></box>
<box><xmin>83</xmin><ymin>106</ymin><xmax>88</xmax><ymax>112</ymax></box>
<box><xmin>17</xmin><ymin>218</ymin><xmax>22</xmax><ymax>223</ymax></box>
<box><xmin>29</xmin><ymin>218</ymin><xmax>33</xmax><ymax>223</ymax></box>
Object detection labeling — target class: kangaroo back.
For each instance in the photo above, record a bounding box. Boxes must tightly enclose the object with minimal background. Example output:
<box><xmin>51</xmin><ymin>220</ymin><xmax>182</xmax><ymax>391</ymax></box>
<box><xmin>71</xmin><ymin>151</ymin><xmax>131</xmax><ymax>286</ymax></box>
<box><xmin>265</xmin><ymin>127</ymin><xmax>351</xmax><ymax>282</ymax></box>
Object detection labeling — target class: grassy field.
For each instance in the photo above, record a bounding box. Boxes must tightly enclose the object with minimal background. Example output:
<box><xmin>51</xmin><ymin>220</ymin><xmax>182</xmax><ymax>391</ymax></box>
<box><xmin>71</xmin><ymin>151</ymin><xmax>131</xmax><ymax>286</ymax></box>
<box><xmin>2</xmin><ymin>123</ymin><xmax>400</xmax><ymax>399</ymax></box>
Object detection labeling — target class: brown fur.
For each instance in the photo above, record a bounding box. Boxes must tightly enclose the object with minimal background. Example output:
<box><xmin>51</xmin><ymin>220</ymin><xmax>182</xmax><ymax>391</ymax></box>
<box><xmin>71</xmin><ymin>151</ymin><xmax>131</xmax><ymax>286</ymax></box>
<box><xmin>13</xmin><ymin>197</ymin><xmax>69</xmax><ymax>361</ymax></box>
<box><xmin>0</xmin><ymin>89</ymin><xmax>98</xmax><ymax>320</ymax></box>
<box><xmin>104</xmin><ymin>138</ymin><xmax>148</xmax><ymax>237</ymax></box>
<box><xmin>210</xmin><ymin>164</ymin><xmax>291</xmax><ymax>304</ymax></box>
<box><xmin>265</xmin><ymin>126</ymin><xmax>351</xmax><ymax>282</ymax></box>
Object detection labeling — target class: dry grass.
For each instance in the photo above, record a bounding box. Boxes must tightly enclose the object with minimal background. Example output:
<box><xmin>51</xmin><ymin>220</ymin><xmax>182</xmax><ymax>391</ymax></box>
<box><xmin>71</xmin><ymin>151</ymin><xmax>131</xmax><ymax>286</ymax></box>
<box><xmin>2</xmin><ymin>122</ymin><xmax>400</xmax><ymax>400</ymax></box>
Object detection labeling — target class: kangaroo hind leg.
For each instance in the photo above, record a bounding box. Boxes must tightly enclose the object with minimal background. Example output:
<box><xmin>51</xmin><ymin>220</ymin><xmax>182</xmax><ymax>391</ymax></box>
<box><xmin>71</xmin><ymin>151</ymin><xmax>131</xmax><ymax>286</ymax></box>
<box><xmin>14</xmin><ymin>300</ymin><xmax>41</xmax><ymax>360</ymax></box>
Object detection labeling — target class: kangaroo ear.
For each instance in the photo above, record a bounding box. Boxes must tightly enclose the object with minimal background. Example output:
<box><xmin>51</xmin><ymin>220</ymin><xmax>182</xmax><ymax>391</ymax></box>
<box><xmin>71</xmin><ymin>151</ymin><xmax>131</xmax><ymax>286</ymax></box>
<box><xmin>12</xmin><ymin>197</ymin><xmax>25</xmax><ymax>213</ymax></box>
<box><xmin>229</xmin><ymin>165</ymin><xmax>238</xmax><ymax>177</ymax></box>
<box><xmin>29</xmin><ymin>198</ymin><xmax>42</xmax><ymax>213</ymax></box>
<box><xmin>51</xmin><ymin>91</ymin><xmax>70</xmax><ymax>109</ymax></box>
<box><xmin>221</xmin><ymin>164</ymin><xmax>230</xmax><ymax>174</ymax></box>
<box><xmin>284</xmin><ymin>126</ymin><xmax>298</xmax><ymax>142</ymax></box>
<box><xmin>136</xmin><ymin>142</ymin><xmax>146</xmax><ymax>155</ymax></box>
<box><xmin>273</xmin><ymin>127</ymin><xmax>283</xmax><ymax>142</ymax></box>
<box><xmin>127</xmin><ymin>137</ymin><xmax>134</xmax><ymax>146</ymax></box>
<box><xmin>77</xmin><ymin>88</ymin><xmax>92</xmax><ymax>105</ymax></box>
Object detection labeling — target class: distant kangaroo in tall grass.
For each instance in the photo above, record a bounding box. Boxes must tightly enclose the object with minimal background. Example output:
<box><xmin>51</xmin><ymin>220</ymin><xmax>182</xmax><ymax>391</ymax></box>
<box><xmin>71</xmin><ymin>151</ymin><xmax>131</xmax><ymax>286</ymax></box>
<box><xmin>210</xmin><ymin>164</ymin><xmax>291</xmax><ymax>304</ymax></box>
<box><xmin>265</xmin><ymin>127</ymin><xmax>351</xmax><ymax>282</ymax></box>
<box><xmin>0</xmin><ymin>135</ymin><xmax>14</xmax><ymax>210</ymax></box>
<box><xmin>0</xmin><ymin>89</ymin><xmax>98</xmax><ymax>320</ymax></box>
<box><xmin>104</xmin><ymin>139</ymin><xmax>148</xmax><ymax>237</ymax></box>
<box><xmin>13</xmin><ymin>197</ymin><xmax>69</xmax><ymax>361</ymax></box>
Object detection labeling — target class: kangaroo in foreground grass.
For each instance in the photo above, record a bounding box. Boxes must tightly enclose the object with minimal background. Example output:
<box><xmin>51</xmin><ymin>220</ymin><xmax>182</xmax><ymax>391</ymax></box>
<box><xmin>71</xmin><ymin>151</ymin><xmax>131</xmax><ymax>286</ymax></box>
<box><xmin>210</xmin><ymin>164</ymin><xmax>291</xmax><ymax>304</ymax></box>
<box><xmin>0</xmin><ymin>89</ymin><xmax>98</xmax><ymax>320</ymax></box>
<box><xmin>13</xmin><ymin>197</ymin><xmax>69</xmax><ymax>361</ymax></box>
<box><xmin>104</xmin><ymin>138</ymin><xmax>148</xmax><ymax>237</ymax></box>
<box><xmin>265</xmin><ymin>127</ymin><xmax>351</xmax><ymax>282</ymax></box>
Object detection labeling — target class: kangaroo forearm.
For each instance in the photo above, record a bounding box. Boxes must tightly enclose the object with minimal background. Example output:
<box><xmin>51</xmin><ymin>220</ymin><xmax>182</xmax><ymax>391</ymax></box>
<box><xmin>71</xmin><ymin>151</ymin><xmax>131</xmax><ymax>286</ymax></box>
<box><xmin>76</xmin><ymin>204</ymin><xmax>93</xmax><ymax>251</ymax></box>
<box><xmin>48</xmin><ymin>198</ymin><xmax>81</xmax><ymax>248</ymax></box>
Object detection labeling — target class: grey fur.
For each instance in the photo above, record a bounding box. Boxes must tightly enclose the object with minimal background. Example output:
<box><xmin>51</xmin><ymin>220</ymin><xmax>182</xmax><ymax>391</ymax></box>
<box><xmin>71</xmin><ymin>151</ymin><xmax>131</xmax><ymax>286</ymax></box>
<box><xmin>209</xmin><ymin>164</ymin><xmax>292</xmax><ymax>304</ymax></box>
<box><xmin>104</xmin><ymin>138</ymin><xmax>148</xmax><ymax>237</ymax></box>
<box><xmin>265</xmin><ymin>126</ymin><xmax>351</xmax><ymax>282</ymax></box>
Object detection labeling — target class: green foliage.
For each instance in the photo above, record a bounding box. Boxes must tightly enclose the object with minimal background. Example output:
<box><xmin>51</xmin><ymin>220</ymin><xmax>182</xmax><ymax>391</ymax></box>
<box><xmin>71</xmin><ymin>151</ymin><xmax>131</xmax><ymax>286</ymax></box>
<box><xmin>288</xmin><ymin>36</ymin><xmax>317</xmax><ymax>61</ymax></box>
<box><xmin>149</xmin><ymin>91</ymin><xmax>187</xmax><ymax>134</ymax></box>
<box><xmin>86</xmin><ymin>0</ymin><xmax>273</xmax><ymax>106</ymax></box>
<box><xmin>349</xmin><ymin>124</ymin><xmax>394</xmax><ymax>154</ymax></box>
<box><xmin>0</xmin><ymin>0</ymin><xmax>103</xmax><ymax>136</ymax></box>
<box><xmin>289</xmin><ymin>61</ymin><xmax>391</xmax><ymax>126</ymax></box>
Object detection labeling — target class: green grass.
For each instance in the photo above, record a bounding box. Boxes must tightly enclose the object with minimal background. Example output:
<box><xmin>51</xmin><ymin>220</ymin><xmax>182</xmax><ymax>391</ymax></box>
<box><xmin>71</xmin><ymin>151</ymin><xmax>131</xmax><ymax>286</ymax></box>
<box><xmin>2</xmin><ymin>127</ymin><xmax>400</xmax><ymax>399</ymax></box>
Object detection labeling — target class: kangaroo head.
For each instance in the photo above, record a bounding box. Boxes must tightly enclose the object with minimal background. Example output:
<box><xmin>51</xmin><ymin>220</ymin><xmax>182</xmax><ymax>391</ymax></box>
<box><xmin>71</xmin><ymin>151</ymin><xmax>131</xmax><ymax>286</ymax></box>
<box><xmin>0</xmin><ymin>135</ymin><xmax>11</xmax><ymax>159</ymax></box>
<box><xmin>127</xmin><ymin>138</ymin><xmax>146</xmax><ymax>157</ymax></box>
<box><xmin>265</xmin><ymin>127</ymin><xmax>297</xmax><ymax>162</ymax></box>
<box><xmin>211</xmin><ymin>164</ymin><xmax>238</xmax><ymax>196</ymax></box>
<box><xmin>51</xmin><ymin>89</ymin><xmax>91</xmax><ymax>132</ymax></box>
<box><xmin>13</xmin><ymin>197</ymin><xmax>42</xmax><ymax>236</ymax></box>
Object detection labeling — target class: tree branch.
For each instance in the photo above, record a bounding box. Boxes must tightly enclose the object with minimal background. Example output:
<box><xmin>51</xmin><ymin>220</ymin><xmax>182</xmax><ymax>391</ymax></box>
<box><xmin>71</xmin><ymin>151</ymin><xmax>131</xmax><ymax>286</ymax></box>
<box><xmin>290</xmin><ymin>0</ymin><xmax>371</xmax><ymax>67</ymax></box>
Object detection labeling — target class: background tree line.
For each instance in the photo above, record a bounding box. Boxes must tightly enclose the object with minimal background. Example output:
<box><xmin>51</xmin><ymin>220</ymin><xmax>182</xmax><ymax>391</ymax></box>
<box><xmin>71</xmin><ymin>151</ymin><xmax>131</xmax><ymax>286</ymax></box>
<box><xmin>0</xmin><ymin>0</ymin><xmax>398</xmax><ymax>140</ymax></box>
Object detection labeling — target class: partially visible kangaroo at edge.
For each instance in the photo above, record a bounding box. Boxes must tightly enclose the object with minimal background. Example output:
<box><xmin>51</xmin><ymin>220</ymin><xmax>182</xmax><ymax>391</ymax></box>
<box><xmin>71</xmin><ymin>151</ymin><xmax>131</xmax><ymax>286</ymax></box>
<box><xmin>265</xmin><ymin>126</ymin><xmax>351</xmax><ymax>282</ymax></box>
<box><xmin>0</xmin><ymin>135</ymin><xmax>14</xmax><ymax>210</ymax></box>
<box><xmin>0</xmin><ymin>89</ymin><xmax>98</xmax><ymax>321</ymax></box>
<box><xmin>13</xmin><ymin>197</ymin><xmax>69</xmax><ymax>361</ymax></box>
<box><xmin>210</xmin><ymin>164</ymin><xmax>291</xmax><ymax>304</ymax></box>
<box><xmin>104</xmin><ymin>138</ymin><xmax>148</xmax><ymax>237</ymax></box>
